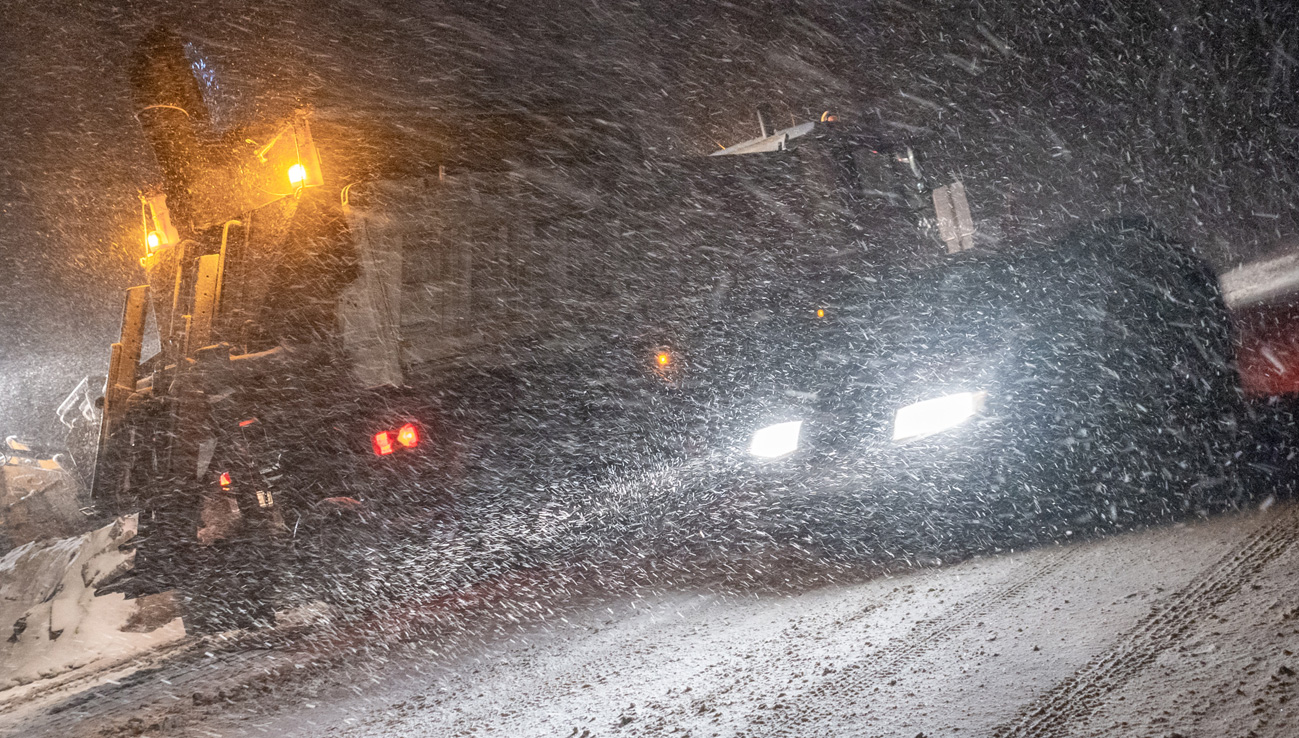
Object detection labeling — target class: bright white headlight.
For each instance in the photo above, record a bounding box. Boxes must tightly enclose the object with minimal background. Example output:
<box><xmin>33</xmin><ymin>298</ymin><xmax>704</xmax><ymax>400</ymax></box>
<box><xmin>892</xmin><ymin>391</ymin><xmax>987</xmax><ymax>442</ymax></box>
<box><xmin>749</xmin><ymin>420</ymin><xmax>803</xmax><ymax>459</ymax></box>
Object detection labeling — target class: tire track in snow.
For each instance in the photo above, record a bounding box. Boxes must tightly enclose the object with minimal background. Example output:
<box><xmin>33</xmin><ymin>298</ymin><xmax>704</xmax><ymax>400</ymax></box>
<box><xmin>0</xmin><ymin>638</ymin><xmax>198</xmax><ymax>719</ymax></box>
<box><xmin>838</xmin><ymin>546</ymin><xmax>1084</xmax><ymax>684</ymax></box>
<box><xmin>992</xmin><ymin>506</ymin><xmax>1299</xmax><ymax>738</ymax></box>
<box><xmin>744</xmin><ymin>544</ymin><xmax>1085</xmax><ymax>736</ymax></box>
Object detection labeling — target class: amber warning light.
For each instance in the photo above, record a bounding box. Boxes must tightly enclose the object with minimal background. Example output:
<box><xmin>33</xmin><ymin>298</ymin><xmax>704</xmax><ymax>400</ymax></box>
<box><xmin>256</xmin><ymin>113</ymin><xmax>324</xmax><ymax>195</ymax></box>
<box><xmin>397</xmin><ymin>423</ymin><xmax>419</xmax><ymax>448</ymax></box>
<box><xmin>138</xmin><ymin>192</ymin><xmax>179</xmax><ymax>268</ymax></box>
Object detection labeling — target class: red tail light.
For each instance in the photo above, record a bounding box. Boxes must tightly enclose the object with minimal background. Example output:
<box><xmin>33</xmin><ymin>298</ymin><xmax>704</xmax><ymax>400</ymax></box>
<box><xmin>397</xmin><ymin>423</ymin><xmax>419</xmax><ymax>448</ymax></box>
<box><xmin>218</xmin><ymin>471</ymin><xmax>232</xmax><ymax>488</ymax></box>
<box><xmin>372</xmin><ymin>431</ymin><xmax>395</xmax><ymax>456</ymax></box>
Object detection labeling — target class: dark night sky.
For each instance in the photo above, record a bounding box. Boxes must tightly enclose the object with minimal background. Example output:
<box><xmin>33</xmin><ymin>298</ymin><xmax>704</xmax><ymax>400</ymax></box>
<box><xmin>2</xmin><ymin>0</ymin><xmax>1298</xmax><ymax>441</ymax></box>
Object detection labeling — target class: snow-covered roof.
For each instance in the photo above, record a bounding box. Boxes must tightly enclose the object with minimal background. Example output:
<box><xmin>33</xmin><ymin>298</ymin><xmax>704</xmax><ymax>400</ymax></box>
<box><xmin>1219</xmin><ymin>251</ymin><xmax>1299</xmax><ymax>309</ymax></box>
<box><xmin>709</xmin><ymin>121</ymin><xmax>817</xmax><ymax>156</ymax></box>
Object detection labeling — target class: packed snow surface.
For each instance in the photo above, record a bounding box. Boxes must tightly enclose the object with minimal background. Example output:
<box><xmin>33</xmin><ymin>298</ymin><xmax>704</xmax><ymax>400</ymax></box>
<box><xmin>0</xmin><ymin>516</ymin><xmax>185</xmax><ymax>693</ymax></box>
<box><xmin>3</xmin><ymin>502</ymin><xmax>1296</xmax><ymax>737</ymax></box>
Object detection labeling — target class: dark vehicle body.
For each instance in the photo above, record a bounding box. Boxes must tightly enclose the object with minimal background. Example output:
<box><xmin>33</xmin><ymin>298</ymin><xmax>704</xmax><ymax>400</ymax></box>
<box><xmin>704</xmin><ymin>221</ymin><xmax>1250</xmax><ymax>561</ymax></box>
<box><xmin>92</xmin><ymin>30</ymin><xmax>936</xmax><ymax>627</ymax></box>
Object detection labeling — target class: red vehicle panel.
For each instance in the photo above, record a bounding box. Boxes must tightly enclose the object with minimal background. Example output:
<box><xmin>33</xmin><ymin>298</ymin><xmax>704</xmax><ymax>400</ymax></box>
<box><xmin>1234</xmin><ymin>297</ymin><xmax>1299</xmax><ymax>398</ymax></box>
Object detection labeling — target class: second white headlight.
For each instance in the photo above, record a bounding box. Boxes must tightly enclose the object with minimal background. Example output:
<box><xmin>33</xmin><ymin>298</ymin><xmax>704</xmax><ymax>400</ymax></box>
<box><xmin>749</xmin><ymin>420</ymin><xmax>804</xmax><ymax>459</ymax></box>
<box><xmin>892</xmin><ymin>391</ymin><xmax>987</xmax><ymax>442</ymax></box>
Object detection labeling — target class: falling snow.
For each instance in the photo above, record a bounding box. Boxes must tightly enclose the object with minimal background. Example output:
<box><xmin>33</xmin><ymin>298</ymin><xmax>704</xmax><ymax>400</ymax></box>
<box><xmin>3</xmin><ymin>2</ymin><xmax>1299</xmax><ymax>736</ymax></box>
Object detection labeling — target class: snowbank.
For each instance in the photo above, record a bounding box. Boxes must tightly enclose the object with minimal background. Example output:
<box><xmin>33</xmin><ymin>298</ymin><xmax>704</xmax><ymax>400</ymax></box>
<box><xmin>0</xmin><ymin>516</ymin><xmax>185</xmax><ymax>691</ymax></box>
<box><xmin>1</xmin><ymin>456</ymin><xmax>88</xmax><ymax>550</ymax></box>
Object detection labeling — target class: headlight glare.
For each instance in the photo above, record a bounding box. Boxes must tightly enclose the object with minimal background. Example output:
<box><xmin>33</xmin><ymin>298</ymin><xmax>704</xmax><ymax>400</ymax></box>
<box><xmin>749</xmin><ymin>420</ymin><xmax>803</xmax><ymax>459</ymax></box>
<box><xmin>892</xmin><ymin>391</ymin><xmax>987</xmax><ymax>442</ymax></box>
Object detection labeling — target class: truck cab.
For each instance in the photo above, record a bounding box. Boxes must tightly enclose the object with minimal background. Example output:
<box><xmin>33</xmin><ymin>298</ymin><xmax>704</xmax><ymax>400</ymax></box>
<box><xmin>91</xmin><ymin>29</ymin><xmax>935</xmax><ymax>629</ymax></box>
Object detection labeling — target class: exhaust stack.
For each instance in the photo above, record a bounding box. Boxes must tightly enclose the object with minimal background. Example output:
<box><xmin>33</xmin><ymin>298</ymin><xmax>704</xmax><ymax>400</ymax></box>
<box><xmin>128</xmin><ymin>27</ymin><xmax>226</xmax><ymax>231</ymax></box>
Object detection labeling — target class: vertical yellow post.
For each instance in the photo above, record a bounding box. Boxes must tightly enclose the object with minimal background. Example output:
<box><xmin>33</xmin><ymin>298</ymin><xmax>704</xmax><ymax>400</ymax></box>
<box><xmin>214</xmin><ymin>220</ymin><xmax>243</xmax><ymax>330</ymax></box>
<box><xmin>92</xmin><ymin>285</ymin><xmax>149</xmax><ymax>502</ymax></box>
<box><xmin>102</xmin><ymin>344</ymin><xmax>123</xmax><ymax>426</ymax></box>
<box><xmin>165</xmin><ymin>240</ymin><xmax>189</xmax><ymax>359</ymax></box>
<box><xmin>118</xmin><ymin>286</ymin><xmax>149</xmax><ymax>377</ymax></box>
<box><xmin>103</xmin><ymin>285</ymin><xmax>150</xmax><ymax>435</ymax></box>
<box><xmin>186</xmin><ymin>254</ymin><xmax>221</xmax><ymax>357</ymax></box>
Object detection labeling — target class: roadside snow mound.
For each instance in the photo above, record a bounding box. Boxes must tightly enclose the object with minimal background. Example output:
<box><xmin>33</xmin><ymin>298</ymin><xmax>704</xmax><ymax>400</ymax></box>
<box><xmin>0</xmin><ymin>516</ymin><xmax>185</xmax><ymax>691</ymax></box>
<box><xmin>1</xmin><ymin>456</ymin><xmax>88</xmax><ymax>550</ymax></box>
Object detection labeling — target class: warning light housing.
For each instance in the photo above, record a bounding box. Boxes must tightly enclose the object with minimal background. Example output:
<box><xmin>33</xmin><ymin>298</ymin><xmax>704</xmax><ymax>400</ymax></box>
<box><xmin>255</xmin><ymin>113</ymin><xmax>324</xmax><ymax>193</ymax></box>
<box><xmin>218</xmin><ymin>471</ymin><xmax>232</xmax><ymax>488</ymax></box>
<box><xmin>372</xmin><ymin>431</ymin><xmax>395</xmax><ymax>456</ymax></box>
<box><xmin>139</xmin><ymin>191</ymin><xmax>180</xmax><ymax>269</ymax></box>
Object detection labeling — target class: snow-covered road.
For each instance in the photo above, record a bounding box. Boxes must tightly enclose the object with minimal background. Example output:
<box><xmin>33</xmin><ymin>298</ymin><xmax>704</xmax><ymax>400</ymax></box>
<box><xmin>3</xmin><ymin>501</ymin><xmax>1297</xmax><ymax>738</ymax></box>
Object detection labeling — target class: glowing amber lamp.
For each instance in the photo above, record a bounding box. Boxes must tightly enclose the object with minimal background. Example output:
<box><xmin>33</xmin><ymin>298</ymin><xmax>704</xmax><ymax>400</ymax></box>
<box><xmin>218</xmin><ymin>471</ymin><xmax>232</xmax><ymax>488</ymax></box>
<box><xmin>816</xmin><ymin>308</ymin><xmax>825</xmax><ymax>318</ymax></box>
<box><xmin>287</xmin><ymin>163</ymin><xmax>307</xmax><ymax>188</ymax></box>
<box><xmin>656</xmin><ymin>352</ymin><xmax>672</xmax><ymax>367</ymax></box>
<box><xmin>397</xmin><ymin>423</ymin><xmax>419</xmax><ymax>448</ymax></box>
<box><xmin>146</xmin><ymin>231</ymin><xmax>161</xmax><ymax>251</ymax></box>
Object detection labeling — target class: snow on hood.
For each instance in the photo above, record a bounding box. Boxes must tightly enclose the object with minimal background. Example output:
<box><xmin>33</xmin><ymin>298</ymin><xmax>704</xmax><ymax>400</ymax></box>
<box><xmin>0</xmin><ymin>516</ymin><xmax>185</xmax><ymax>692</ymax></box>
